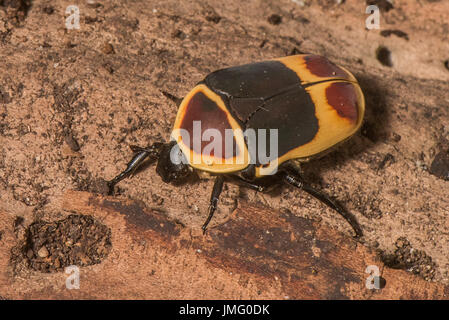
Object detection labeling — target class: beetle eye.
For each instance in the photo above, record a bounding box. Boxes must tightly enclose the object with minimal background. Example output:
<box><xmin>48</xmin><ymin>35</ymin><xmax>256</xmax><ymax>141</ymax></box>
<box><xmin>169</xmin><ymin>143</ymin><xmax>188</xmax><ymax>165</ymax></box>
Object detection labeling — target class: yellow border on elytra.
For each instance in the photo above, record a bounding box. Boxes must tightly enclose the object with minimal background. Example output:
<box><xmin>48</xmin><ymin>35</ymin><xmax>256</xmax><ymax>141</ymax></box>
<box><xmin>171</xmin><ymin>84</ymin><xmax>250</xmax><ymax>173</ymax></box>
<box><xmin>274</xmin><ymin>55</ymin><xmax>358</xmax><ymax>85</ymax></box>
<box><xmin>255</xmin><ymin>80</ymin><xmax>365</xmax><ymax>177</ymax></box>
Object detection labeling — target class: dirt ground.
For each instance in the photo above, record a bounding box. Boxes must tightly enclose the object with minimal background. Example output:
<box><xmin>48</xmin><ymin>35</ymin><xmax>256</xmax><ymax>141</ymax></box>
<box><xmin>0</xmin><ymin>0</ymin><xmax>448</xmax><ymax>299</ymax></box>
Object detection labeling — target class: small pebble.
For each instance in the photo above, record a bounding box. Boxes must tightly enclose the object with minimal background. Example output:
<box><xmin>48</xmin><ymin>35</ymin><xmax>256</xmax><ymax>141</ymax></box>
<box><xmin>102</xmin><ymin>42</ymin><xmax>115</xmax><ymax>54</ymax></box>
<box><xmin>38</xmin><ymin>246</ymin><xmax>49</xmax><ymax>258</ymax></box>
<box><xmin>268</xmin><ymin>14</ymin><xmax>282</xmax><ymax>25</ymax></box>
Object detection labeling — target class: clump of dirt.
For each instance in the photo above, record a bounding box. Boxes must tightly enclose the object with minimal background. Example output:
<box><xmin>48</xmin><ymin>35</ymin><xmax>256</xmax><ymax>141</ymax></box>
<box><xmin>381</xmin><ymin>237</ymin><xmax>437</xmax><ymax>281</ymax></box>
<box><xmin>267</xmin><ymin>14</ymin><xmax>282</xmax><ymax>25</ymax></box>
<box><xmin>15</xmin><ymin>214</ymin><xmax>111</xmax><ymax>273</ymax></box>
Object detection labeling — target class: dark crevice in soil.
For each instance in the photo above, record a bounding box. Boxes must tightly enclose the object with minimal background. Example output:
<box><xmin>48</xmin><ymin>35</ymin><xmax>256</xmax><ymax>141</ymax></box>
<box><xmin>12</xmin><ymin>214</ymin><xmax>111</xmax><ymax>273</ymax></box>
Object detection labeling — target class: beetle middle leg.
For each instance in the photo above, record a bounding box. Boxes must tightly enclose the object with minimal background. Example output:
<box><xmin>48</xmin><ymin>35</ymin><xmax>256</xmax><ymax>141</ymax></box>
<box><xmin>226</xmin><ymin>174</ymin><xmax>281</xmax><ymax>192</ymax></box>
<box><xmin>107</xmin><ymin>142</ymin><xmax>165</xmax><ymax>194</ymax></box>
<box><xmin>202</xmin><ymin>175</ymin><xmax>225</xmax><ymax>234</ymax></box>
<box><xmin>280</xmin><ymin>165</ymin><xmax>363</xmax><ymax>238</ymax></box>
<box><xmin>202</xmin><ymin>175</ymin><xmax>281</xmax><ymax>233</ymax></box>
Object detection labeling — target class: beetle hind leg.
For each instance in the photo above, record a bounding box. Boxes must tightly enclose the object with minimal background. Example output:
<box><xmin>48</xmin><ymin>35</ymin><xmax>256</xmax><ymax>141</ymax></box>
<box><xmin>281</xmin><ymin>166</ymin><xmax>363</xmax><ymax>238</ymax></box>
<box><xmin>107</xmin><ymin>142</ymin><xmax>165</xmax><ymax>194</ymax></box>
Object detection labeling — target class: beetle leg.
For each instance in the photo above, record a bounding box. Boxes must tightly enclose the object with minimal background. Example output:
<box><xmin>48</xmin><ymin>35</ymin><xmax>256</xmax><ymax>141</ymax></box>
<box><xmin>202</xmin><ymin>175</ymin><xmax>225</xmax><ymax>234</ymax></box>
<box><xmin>107</xmin><ymin>151</ymin><xmax>151</xmax><ymax>193</ymax></box>
<box><xmin>226</xmin><ymin>174</ymin><xmax>265</xmax><ymax>192</ymax></box>
<box><xmin>129</xmin><ymin>142</ymin><xmax>165</xmax><ymax>154</ymax></box>
<box><xmin>225</xmin><ymin>174</ymin><xmax>280</xmax><ymax>192</ymax></box>
<box><xmin>108</xmin><ymin>142</ymin><xmax>165</xmax><ymax>193</ymax></box>
<box><xmin>161</xmin><ymin>91</ymin><xmax>183</xmax><ymax>106</ymax></box>
<box><xmin>281</xmin><ymin>168</ymin><xmax>363</xmax><ymax>238</ymax></box>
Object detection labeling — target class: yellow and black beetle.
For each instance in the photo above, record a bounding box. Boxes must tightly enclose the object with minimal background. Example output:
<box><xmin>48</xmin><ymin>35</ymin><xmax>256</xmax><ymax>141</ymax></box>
<box><xmin>108</xmin><ymin>54</ymin><xmax>365</xmax><ymax>237</ymax></box>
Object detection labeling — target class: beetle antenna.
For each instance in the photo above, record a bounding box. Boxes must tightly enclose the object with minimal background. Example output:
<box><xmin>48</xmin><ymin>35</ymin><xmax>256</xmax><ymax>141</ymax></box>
<box><xmin>107</xmin><ymin>142</ymin><xmax>166</xmax><ymax>194</ymax></box>
<box><xmin>161</xmin><ymin>91</ymin><xmax>183</xmax><ymax>106</ymax></box>
<box><xmin>281</xmin><ymin>166</ymin><xmax>363</xmax><ymax>238</ymax></box>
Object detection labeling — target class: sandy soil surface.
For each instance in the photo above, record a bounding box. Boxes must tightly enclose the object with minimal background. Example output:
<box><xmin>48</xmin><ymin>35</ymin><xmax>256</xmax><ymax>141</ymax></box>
<box><xmin>0</xmin><ymin>0</ymin><xmax>448</xmax><ymax>299</ymax></box>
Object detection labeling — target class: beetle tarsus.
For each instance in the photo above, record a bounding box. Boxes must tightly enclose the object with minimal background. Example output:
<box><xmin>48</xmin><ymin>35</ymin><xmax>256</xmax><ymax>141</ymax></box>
<box><xmin>202</xmin><ymin>176</ymin><xmax>225</xmax><ymax>233</ymax></box>
<box><xmin>281</xmin><ymin>168</ymin><xmax>363</xmax><ymax>238</ymax></box>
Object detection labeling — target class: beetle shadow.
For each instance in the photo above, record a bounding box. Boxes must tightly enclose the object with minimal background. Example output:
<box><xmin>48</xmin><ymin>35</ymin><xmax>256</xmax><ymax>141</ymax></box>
<box><xmin>296</xmin><ymin>73</ymin><xmax>392</xmax><ymax>184</ymax></box>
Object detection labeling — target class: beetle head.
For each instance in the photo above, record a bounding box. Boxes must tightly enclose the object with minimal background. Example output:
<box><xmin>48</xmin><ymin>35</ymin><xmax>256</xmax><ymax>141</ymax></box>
<box><xmin>156</xmin><ymin>141</ymin><xmax>193</xmax><ymax>184</ymax></box>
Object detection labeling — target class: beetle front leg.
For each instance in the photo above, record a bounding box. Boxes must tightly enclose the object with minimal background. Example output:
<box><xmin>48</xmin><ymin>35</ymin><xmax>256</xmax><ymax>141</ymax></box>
<box><xmin>201</xmin><ymin>175</ymin><xmax>225</xmax><ymax>234</ymax></box>
<box><xmin>281</xmin><ymin>167</ymin><xmax>363</xmax><ymax>238</ymax></box>
<box><xmin>107</xmin><ymin>150</ymin><xmax>151</xmax><ymax>194</ymax></box>
<box><xmin>107</xmin><ymin>142</ymin><xmax>165</xmax><ymax>194</ymax></box>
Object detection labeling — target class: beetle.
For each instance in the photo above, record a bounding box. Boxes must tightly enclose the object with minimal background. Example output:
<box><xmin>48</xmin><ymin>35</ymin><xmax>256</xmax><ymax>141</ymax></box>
<box><xmin>107</xmin><ymin>54</ymin><xmax>365</xmax><ymax>237</ymax></box>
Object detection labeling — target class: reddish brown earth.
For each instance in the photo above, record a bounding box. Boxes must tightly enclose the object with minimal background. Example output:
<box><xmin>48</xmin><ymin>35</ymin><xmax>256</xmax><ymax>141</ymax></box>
<box><xmin>0</xmin><ymin>0</ymin><xmax>448</xmax><ymax>299</ymax></box>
